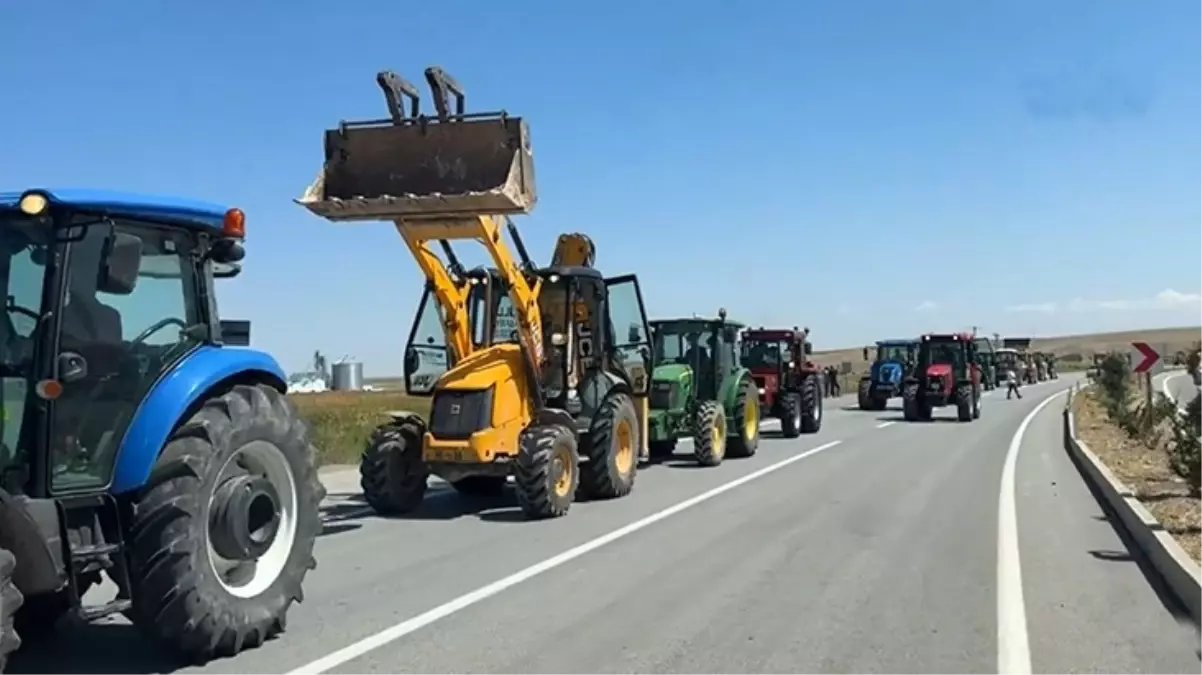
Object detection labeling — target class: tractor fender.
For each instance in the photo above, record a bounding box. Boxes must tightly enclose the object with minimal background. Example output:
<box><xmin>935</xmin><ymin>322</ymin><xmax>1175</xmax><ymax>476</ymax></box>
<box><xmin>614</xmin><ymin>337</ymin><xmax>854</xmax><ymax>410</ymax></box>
<box><xmin>533</xmin><ymin>407</ymin><xmax>577</xmax><ymax>432</ymax></box>
<box><xmin>110</xmin><ymin>345</ymin><xmax>287</xmax><ymax>495</ymax></box>
<box><xmin>385</xmin><ymin>410</ymin><xmax>427</xmax><ymax>427</ymax></box>
<box><xmin>720</xmin><ymin>367</ymin><xmax>754</xmax><ymax>411</ymax></box>
<box><xmin>0</xmin><ymin>490</ymin><xmax>68</xmax><ymax>597</ymax></box>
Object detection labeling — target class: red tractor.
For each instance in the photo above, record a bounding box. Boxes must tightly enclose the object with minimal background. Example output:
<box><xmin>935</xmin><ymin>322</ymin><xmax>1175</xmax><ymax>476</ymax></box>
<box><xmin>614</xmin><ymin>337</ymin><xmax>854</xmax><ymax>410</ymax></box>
<box><xmin>739</xmin><ymin>326</ymin><xmax>823</xmax><ymax>437</ymax></box>
<box><xmin>902</xmin><ymin>332</ymin><xmax>982</xmax><ymax>423</ymax></box>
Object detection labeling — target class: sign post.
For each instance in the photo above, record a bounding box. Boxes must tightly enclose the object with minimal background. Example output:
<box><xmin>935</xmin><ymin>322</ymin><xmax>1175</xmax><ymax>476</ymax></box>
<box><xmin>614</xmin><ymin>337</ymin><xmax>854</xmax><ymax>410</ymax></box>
<box><xmin>1131</xmin><ymin>341</ymin><xmax>1162</xmax><ymax>422</ymax></box>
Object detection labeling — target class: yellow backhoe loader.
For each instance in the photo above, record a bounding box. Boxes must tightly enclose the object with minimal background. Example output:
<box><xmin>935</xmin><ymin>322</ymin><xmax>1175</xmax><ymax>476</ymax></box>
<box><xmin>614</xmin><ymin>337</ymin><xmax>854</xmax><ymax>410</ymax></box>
<box><xmin>297</xmin><ymin>66</ymin><xmax>654</xmax><ymax>519</ymax></box>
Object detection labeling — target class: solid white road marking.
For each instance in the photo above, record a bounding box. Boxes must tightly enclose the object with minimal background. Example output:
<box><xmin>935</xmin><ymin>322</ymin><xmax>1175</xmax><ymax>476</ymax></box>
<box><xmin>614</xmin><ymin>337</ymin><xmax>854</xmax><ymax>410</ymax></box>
<box><xmin>876</xmin><ymin>421</ymin><xmax>895</xmax><ymax>428</ymax></box>
<box><xmin>290</xmin><ymin>439</ymin><xmax>845</xmax><ymax>674</ymax></box>
<box><xmin>997</xmin><ymin>387</ymin><xmax>1069</xmax><ymax>675</ymax></box>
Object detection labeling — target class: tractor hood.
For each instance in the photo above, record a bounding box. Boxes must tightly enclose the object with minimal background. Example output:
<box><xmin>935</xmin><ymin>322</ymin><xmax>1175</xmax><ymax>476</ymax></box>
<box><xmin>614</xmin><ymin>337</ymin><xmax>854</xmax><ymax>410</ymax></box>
<box><xmin>871</xmin><ymin>360</ymin><xmax>904</xmax><ymax>384</ymax></box>
<box><xmin>750</xmin><ymin>369</ymin><xmax>779</xmax><ymax>392</ymax></box>
<box><xmin>925</xmin><ymin>363</ymin><xmax>953</xmax><ymax>378</ymax></box>
<box><xmin>652</xmin><ymin>362</ymin><xmax>692</xmax><ymax>384</ymax></box>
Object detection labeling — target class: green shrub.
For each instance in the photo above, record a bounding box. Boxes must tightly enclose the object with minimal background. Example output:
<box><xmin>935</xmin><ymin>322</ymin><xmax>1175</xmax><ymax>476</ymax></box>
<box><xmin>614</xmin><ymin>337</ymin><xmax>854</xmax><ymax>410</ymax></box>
<box><xmin>288</xmin><ymin>392</ymin><xmax>431</xmax><ymax>467</ymax></box>
<box><xmin>1168</xmin><ymin>395</ymin><xmax>1201</xmax><ymax>496</ymax></box>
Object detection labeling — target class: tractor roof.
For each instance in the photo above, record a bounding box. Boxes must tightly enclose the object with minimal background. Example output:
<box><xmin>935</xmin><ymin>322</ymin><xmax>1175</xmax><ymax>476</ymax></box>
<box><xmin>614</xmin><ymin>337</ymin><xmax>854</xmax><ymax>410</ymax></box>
<box><xmin>876</xmin><ymin>338</ymin><xmax>917</xmax><ymax>347</ymax></box>
<box><xmin>0</xmin><ymin>188</ymin><xmax>233</xmax><ymax>233</ymax></box>
<box><xmin>652</xmin><ymin>317</ymin><xmax>746</xmax><ymax>331</ymax></box>
<box><xmin>920</xmin><ymin>332</ymin><xmax>974</xmax><ymax>343</ymax></box>
<box><xmin>743</xmin><ymin>327</ymin><xmax>808</xmax><ymax>342</ymax></box>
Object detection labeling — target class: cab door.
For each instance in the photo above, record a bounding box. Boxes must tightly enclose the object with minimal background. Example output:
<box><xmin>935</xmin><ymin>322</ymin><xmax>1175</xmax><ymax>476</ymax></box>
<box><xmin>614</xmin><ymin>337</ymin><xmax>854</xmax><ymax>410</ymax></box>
<box><xmin>602</xmin><ymin>275</ymin><xmax>652</xmax><ymax>396</ymax></box>
<box><xmin>403</xmin><ymin>287</ymin><xmax>450</xmax><ymax>396</ymax></box>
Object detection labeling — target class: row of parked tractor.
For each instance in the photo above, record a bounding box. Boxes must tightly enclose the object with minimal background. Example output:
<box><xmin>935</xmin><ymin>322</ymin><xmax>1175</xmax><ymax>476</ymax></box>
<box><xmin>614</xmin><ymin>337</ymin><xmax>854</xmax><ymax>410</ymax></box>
<box><xmin>0</xmin><ymin>64</ymin><xmax>1056</xmax><ymax>671</ymax></box>
<box><xmin>856</xmin><ymin>335</ymin><xmax>1058</xmax><ymax>421</ymax></box>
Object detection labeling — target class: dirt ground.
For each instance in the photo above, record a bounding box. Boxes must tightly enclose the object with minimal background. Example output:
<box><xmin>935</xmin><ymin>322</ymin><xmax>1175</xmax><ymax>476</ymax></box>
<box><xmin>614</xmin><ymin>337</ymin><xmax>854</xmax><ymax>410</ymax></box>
<box><xmin>1072</xmin><ymin>390</ymin><xmax>1201</xmax><ymax>565</ymax></box>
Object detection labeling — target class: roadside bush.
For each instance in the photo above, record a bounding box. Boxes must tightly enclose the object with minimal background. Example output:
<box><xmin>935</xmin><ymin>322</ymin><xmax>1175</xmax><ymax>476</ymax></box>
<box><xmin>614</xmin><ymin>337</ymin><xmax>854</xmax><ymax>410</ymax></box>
<box><xmin>1167</xmin><ymin>395</ymin><xmax>1201</xmax><ymax>496</ymax></box>
<box><xmin>1095</xmin><ymin>352</ymin><xmax>1133</xmax><ymax>419</ymax></box>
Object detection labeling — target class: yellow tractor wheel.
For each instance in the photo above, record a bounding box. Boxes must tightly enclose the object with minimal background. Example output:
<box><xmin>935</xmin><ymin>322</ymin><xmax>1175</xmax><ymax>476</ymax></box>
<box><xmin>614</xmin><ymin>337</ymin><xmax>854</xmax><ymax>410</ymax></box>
<box><xmin>579</xmin><ymin>392</ymin><xmax>639</xmax><ymax>500</ymax></box>
<box><xmin>513</xmin><ymin>424</ymin><xmax>578</xmax><ymax>519</ymax></box>
<box><xmin>692</xmin><ymin>401</ymin><xmax>727</xmax><ymax>467</ymax></box>
<box><xmin>727</xmin><ymin>378</ymin><xmax>760</xmax><ymax>458</ymax></box>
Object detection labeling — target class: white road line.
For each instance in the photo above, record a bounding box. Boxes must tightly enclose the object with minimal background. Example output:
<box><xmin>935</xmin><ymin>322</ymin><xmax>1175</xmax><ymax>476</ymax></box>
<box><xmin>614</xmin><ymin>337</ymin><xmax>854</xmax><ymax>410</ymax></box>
<box><xmin>290</xmin><ymin>439</ymin><xmax>845</xmax><ymax>674</ymax></box>
<box><xmin>997</xmin><ymin>387</ymin><xmax>1069</xmax><ymax>675</ymax></box>
<box><xmin>876</xmin><ymin>421</ymin><xmax>895</xmax><ymax>429</ymax></box>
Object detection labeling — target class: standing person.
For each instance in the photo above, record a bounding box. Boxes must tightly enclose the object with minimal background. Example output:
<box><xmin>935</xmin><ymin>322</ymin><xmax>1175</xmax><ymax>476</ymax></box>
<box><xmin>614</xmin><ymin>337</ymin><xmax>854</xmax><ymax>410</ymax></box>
<box><xmin>1006</xmin><ymin>365</ymin><xmax>1022</xmax><ymax>400</ymax></box>
<box><xmin>830</xmin><ymin>366</ymin><xmax>841</xmax><ymax>397</ymax></box>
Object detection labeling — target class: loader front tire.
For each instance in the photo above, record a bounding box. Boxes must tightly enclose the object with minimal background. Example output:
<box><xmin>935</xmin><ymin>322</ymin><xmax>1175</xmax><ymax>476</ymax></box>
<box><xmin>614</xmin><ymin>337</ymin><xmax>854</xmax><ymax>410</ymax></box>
<box><xmin>0</xmin><ymin>548</ymin><xmax>23</xmax><ymax>672</ymax></box>
<box><xmin>514</xmin><ymin>424</ymin><xmax>578</xmax><ymax>519</ymax></box>
<box><xmin>692</xmin><ymin>401</ymin><xmax>727</xmax><ymax>467</ymax></box>
<box><xmin>580</xmin><ymin>393</ymin><xmax>639</xmax><ymax>500</ymax></box>
<box><xmin>728</xmin><ymin>378</ymin><xmax>760</xmax><ymax>458</ymax></box>
<box><xmin>126</xmin><ymin>383</ymin><xmax>323</xmax><ymax>663</ymax></box>
<box><xmin>360</xmin><ymin>421</ymin><xmax>429</xmax><ymax>515</ymax></box>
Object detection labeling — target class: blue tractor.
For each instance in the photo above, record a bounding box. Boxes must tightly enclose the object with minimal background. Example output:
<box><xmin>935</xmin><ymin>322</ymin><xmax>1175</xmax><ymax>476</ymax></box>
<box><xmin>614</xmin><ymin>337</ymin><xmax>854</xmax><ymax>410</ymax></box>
<box><xmin>0</xmin><ymin>190</ymin><xmax>324</xmax><ymax>669</ymax></box>
<box><xmin>857</xmin><ymin>339</ymin><xmax>918</xmax><ymax>411</ymax></box>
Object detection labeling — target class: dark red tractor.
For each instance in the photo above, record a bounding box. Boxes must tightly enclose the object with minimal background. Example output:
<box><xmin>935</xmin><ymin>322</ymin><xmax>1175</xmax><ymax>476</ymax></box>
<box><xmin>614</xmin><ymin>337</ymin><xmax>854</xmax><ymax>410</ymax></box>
<box><xmin>739</xmin><ymin>326</ymin><xmax>823</xmax><ymax>437</ymax></box>
<box><xmin>902</xmin><ymin>332</ymin><xmax>982</xmax><ymax>423</ymax></box>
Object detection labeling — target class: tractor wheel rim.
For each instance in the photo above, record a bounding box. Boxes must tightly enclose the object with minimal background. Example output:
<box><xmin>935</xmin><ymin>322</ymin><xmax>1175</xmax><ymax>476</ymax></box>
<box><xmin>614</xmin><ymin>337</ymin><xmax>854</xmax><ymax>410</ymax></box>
<box><xmin>744</xmin><ymin>396</ymin><xmax>758</xmax><ymax>440</ymax></box>
<box><xmin>553</xmin><ymin>445</ymin><xmax>574</xmax><ymax>497</ymax></box>
<box><xmin>206</xmin><ymin>440</ymin><xmax>298</xmax><ymax>599</ymax></box>
<box><xmin>614</xmin><ymin>418</ymin><xmax>634</xmax><ymax>474</ymax></box>
<box><xmin>711</xmin><ymin>415</ymin><xmax>726</xmax><ymax>457</ymax></box>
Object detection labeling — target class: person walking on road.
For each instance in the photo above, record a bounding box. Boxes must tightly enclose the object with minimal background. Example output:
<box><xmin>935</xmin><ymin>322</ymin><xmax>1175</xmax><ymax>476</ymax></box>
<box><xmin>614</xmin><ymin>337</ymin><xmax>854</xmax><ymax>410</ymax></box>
<box><xmin>829</xmin><ymin>366</ymin><xmax>841</xmax><ymax>397</ymax></box>
<box><xmin>1006</xmin><ymin>366</ymin><xmax>1022</xmax><ymax>400</ymax></box>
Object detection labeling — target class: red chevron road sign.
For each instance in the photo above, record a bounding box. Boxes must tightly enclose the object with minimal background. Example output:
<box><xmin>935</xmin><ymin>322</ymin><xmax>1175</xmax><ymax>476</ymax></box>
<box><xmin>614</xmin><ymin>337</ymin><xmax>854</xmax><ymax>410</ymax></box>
<box><xmin>1131</xmin><ymin>341</ymin><xmax>1160</xmax><ymax>374</ymax></box>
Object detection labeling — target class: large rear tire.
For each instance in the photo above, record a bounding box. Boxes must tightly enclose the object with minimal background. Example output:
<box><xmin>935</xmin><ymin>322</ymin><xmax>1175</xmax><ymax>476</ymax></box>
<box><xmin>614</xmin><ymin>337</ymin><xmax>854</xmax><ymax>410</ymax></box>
<box><xmin>728</xmin><ymin>378</ymin><xmax>759</xmax><ymax>458</ymax></box>
<box><xmin>692</xmin><ymin>401</ymin><xmax>727</xmax><ymax>467</ymax></box>
<box><xmin>0</xmin><ymin>549</ymin><xmax>22</xmax><ymax>673</ymax></box>
<box><xmin>857</xmin><ymin>378</ymin><xmax>873</xmax><ymax>411</ymax></box>
<box><xmin>956</xmin><ymin>384</ymin><xmax>973</xmax><ymax>422</ymax></box>
<box><xmin>800</xmin><ymin>375</ymin><xmax>822</xmax><ymax>433</ymax></box>
<box><xmin>580</xmin><ymin>392</ymin><xmax>639</xmax><ymax>499</ymax></box>
<box><xmin>902</xmin><ymin>383</ymin><xmax>919</xmax><ymax>422</ymax></box>
<box><xmin>360</xmin><ymin>421</ymin><xmax>429</xmax><ymax>515</ymax></box>
<box><xmin>513</xmin><ymin>424</ymin><xmax>578</xmax><ymax>519</ymax></box>
<box><xmin>126</xmin><ymin>383</ymin><xmax>323</xmax><ymax>662</ymax></box>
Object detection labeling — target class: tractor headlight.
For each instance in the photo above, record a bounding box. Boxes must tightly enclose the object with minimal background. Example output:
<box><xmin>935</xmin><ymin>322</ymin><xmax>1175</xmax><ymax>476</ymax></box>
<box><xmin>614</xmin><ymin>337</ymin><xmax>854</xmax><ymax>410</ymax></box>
<box><xmin>758</xmin><ymin>387</ymin><xmax>766</xmax><ymax>395</ymax></box>
<box><xmin>18</xmin><ymin>191</ymin><xmax>49</xmax><ymax>217</ymax></box>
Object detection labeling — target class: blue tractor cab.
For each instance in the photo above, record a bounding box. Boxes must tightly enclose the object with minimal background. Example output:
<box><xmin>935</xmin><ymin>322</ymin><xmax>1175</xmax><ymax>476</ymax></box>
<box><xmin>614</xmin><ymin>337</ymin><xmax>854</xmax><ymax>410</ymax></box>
<box><xmin>0</xmin><ymin>189</ymin><xmax>323</xmax><ymax>668</ymax></box>
<box><xmin>858</xmin><ymin>339</ymin><xmax>918</xmax><ymax>411</ymax></box>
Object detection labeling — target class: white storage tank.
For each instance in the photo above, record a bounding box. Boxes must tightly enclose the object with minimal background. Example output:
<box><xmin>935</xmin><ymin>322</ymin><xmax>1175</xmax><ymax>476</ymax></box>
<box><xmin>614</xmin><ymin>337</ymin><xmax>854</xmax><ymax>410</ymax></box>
<box><xmin>330</xmin><ymin>360</ymin><xmax>364</xmax><ymax>391</ymax></box>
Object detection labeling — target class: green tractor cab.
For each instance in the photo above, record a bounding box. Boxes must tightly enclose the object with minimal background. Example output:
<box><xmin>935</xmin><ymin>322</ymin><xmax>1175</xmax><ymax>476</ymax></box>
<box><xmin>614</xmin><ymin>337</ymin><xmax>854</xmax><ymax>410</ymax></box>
<box><xmin>973</xmin><ymin>336</ymin><xmax>998</xmax><ymax>391</ymax></box>
<box><xmin>646</xmin><ymin>310</ymin><xmax>759</xmax><ymax>467</ymax></box>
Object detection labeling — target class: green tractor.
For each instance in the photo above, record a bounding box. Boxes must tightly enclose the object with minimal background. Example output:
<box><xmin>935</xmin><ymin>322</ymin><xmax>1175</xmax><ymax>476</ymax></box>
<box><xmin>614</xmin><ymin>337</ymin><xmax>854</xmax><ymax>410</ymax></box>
<box><xmin>646</xmin><ymin>310</ymin><xmax>760</xmax><ymax>467</ymax></box>
<box><xmin>974</xmin><ymin>336</ymin><xmax>998</xmax><ymax>390</ymax></box>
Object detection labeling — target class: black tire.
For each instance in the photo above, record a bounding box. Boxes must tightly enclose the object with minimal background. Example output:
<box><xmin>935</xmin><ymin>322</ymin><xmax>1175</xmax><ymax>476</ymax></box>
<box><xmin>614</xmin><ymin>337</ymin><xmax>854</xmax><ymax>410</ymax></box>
<box><xmin>513</xmin><ymin>424</ymin><xmax>578</xmax><ymax>519</ymax></box>
<box><xmin>125</xmin><ymin>383</ymin><xmax>323</xmax><ymax>662</ymax></box>
<box><xmin>0</xmin><ymin>549</ymin><xmax>23</xmax><ymax>672</ymax></box>
<box><xmin>779</xmin><ymin>392</ymin><xmax>802</xmax><ymax>438</ymax></box>
<box><xmin>902</xmin><ymin>383</ymin><xmax>919</xmax><ymax>422</ymax></box>
<box><xmin>360</xmin><ymin>421</ymin><xmax>429</xmax><ymax>515</ymax></box>
<box><xmin>800</xmin><ymin>375</ymin><xmax>822</xmax><ymax>433</ymax></box>
<box><xmin>648</xmin><ymin>439</ymin><xmax>677</xmax><ymax>459</ymax></box>
<box><xmin>692</xmin><ymin>401</ymin><xmax>727</xmax><ymax>467</ymax></box>
<box><xmin>13</xmin><ymin>591</ymin><xmax>70</xmax><ymax>644</ymax></box>
<box><xmin>580</xmin><ymin>393</ymin><xmax>639</xmax><ymax>499</ymax></box>
<box><xmin>973</xmin><ymin>388</ymin><xmax>982</xmax><ymax>419</ymax></box>
<box><xmin>872</xmin><ymin>394</ymin><xmax>889</xmax><ymax>411</ymax></box>
<box><xmin>450</xmin><ymin>476</ymin><xmax>507</xmax><ymax>497</ymax></box>
<box><xmin>728</xmin><ymin>378</ymin><xmax>759</xmax><ymax>458</ymax></box>
<box><xmin>956</xmin><ymin>384</ymin><xmax>973</xmax><ymax>422</ymax></box>
<box><xmin>857</xmin><ymin>378</ymin><xmax>872</xmax><ymax>411</ymax></box>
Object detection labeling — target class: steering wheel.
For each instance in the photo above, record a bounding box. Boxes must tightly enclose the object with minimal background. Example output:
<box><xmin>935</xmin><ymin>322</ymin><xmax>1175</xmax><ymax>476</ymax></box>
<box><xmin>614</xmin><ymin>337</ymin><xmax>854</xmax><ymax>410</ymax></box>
<box><xmin>131</xmin><ymin>317</ymin><xmax>187</xmax><ymax>345</ymax></box>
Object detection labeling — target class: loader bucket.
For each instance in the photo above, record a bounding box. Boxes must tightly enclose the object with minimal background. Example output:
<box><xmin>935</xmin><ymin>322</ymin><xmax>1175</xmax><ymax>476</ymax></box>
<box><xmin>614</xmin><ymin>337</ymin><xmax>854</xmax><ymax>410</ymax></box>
<box><xmin>297</xmin><ymin>116</ymin><xmax>537</xmax><ymax>222</ymax></box>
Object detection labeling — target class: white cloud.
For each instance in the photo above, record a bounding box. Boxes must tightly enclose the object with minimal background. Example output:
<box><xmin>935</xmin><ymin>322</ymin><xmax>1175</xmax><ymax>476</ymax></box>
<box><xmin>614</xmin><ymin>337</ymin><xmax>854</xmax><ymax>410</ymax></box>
<box><xmin>1004</xmin><ymin>289</ymin><xmax>1201</xmax><ymax>314</ymax></box>
<box><xmin>1067</xmin><ymin>289</ymin><xmax>1201</xmax><ymax>312</ymax></box>
<box><xmin>1006</xmin><ymin>302</ymin><xmax>1058</xmax><ymax>314</ymax></box>
<box><xmin>914</xmin><ymin>300</ymin><xmax>939</xmax><ymax>312</ymax></box>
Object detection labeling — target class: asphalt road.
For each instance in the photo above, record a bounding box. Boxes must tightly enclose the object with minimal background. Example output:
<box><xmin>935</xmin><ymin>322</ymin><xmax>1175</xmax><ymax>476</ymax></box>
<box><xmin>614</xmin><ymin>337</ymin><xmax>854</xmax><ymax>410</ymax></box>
<box><xmin>11</xmin><ymin>374</ymin><xmax>1201</xmax><ymax>674</ymax></box>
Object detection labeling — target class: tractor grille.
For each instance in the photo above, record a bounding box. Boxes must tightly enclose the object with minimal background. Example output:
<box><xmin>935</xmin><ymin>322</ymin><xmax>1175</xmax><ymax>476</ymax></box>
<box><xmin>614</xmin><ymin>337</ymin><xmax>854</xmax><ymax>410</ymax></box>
<box><xmin>649</xmin><ymin>382</ymin><xmax>676</xmax><ymax>410</ymax></box>
<box><xmin>429</xmin><ymin>387</ymin><xmax>494</xmax><ymax>440</ymax></box>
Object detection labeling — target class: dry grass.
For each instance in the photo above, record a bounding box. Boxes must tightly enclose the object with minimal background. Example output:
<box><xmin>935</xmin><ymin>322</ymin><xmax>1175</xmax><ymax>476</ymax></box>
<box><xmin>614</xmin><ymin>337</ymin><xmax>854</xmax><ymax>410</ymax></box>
<box><xmin>288</xmin><ymin>391</ymin><xmax>430</xmax><ymax>467</ymax></box>
<box><xmin>1072</xmin><ymin>389</ymin><xmax>1201</xmax><ymax>564</ymax></box>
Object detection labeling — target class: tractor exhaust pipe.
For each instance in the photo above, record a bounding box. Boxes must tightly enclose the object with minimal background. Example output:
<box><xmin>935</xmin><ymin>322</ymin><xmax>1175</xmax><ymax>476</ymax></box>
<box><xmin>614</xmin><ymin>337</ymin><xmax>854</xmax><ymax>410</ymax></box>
<box><xmin>297</xmin><ymin>66</ymin><xmax>537</xmax><ymax>222</ymax></box>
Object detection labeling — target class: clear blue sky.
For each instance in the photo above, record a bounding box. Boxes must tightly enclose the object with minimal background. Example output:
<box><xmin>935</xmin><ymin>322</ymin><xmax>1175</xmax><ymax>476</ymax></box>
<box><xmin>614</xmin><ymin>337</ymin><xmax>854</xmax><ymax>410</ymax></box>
<box><xmin>3</xmin><ymin>0</ymin><xmax>1198</xmax><ymax>374</ymax></box>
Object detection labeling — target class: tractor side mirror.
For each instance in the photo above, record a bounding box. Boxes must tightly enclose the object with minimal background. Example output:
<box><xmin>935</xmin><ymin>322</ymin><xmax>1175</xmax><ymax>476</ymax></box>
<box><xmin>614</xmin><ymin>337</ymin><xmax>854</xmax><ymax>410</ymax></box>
<box><xmin>57</xmin><ymin>351</ymin><xmax>88</xmax><ymax>383</ymax></box>
<box><xmin>98</xmin><ymin>232</ymin><xmax>143</xmax><ymax>296</ymax></box>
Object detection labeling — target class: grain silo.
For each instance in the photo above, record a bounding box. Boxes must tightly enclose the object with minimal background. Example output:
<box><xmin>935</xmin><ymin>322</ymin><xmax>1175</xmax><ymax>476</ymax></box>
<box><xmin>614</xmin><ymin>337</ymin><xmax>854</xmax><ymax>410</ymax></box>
<box><xmin>330</xmin><ymin>358</ymin><xmax>364</xmax><ymax>391</ymax></box>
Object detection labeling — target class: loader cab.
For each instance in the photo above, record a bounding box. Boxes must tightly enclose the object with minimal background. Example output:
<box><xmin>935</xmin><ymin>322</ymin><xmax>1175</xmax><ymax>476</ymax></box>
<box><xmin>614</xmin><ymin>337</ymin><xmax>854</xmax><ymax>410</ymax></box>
<box><xmin>0</xmin><ymin>189</ymin><xmax>248</xmax><ymax>498</ymax></box>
